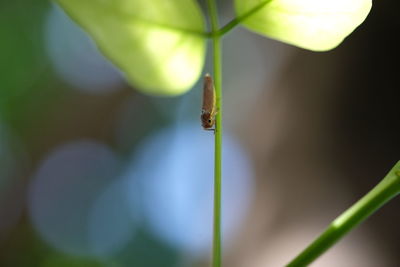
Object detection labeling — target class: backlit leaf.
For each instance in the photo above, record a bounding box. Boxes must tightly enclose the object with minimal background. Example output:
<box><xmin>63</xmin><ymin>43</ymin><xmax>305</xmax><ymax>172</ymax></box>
<box><xmin>56</xmin><ymin>0</ymin><xmax>206</xmax><ymax>95</ymax></box>
<box><xmin>235</xmin><ymin>0</ymin><xmax>372</xmax><ymax>51</ymax></box>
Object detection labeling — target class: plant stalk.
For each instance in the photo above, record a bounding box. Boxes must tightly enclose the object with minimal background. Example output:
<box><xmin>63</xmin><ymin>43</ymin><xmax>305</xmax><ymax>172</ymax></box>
<box><xmin>286</xmin><ymin>161</ymin><xmax>400</xmax><ymax>267</ymax></box>
<box><xmin>206</xmin><ymin>0</ymin><xmax>222</xmax><ymax>266</ymax></box>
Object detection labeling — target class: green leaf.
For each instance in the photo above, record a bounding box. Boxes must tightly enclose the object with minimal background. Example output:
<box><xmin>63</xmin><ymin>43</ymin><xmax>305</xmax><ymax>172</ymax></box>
<box><xmin>56</xmin><ymin>0</ymin><xmax>206</xmax><ymax>95</ymax></box>
<box><xmin>235</xmin><ymin>0</ymin><xmax>372</xmax><ymax>51</ymax></box>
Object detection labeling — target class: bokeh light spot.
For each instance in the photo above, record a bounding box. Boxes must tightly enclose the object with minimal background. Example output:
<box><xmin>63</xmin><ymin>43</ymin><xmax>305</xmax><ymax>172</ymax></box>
<box><xmin>45</xmin><ymin>5</ymin><xmax>123</xmax><ymax>93</ymax></box>
<box><xmin>28</xmin><ymin>141</ymin><xmax>136</xmax><ymax>257</ymax></box>
<box><xmin>125</xmin><ymin>123</ymin><xmax>254</xmax><ymax>255</ymax></box>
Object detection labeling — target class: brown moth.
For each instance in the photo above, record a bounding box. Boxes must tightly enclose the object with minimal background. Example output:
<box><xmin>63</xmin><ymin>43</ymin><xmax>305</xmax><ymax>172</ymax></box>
<box><xmin>201</xmin><ymin>73</ymin><xmax>217</xmax><ymax>130</ymax></box>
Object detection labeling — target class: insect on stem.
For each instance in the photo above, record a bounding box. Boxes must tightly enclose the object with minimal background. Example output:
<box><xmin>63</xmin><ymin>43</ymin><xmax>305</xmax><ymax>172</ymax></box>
<box><xmin>201</xmin><ymin>73</ymin><xmax>217</xmax><ymax>131</ymax></box>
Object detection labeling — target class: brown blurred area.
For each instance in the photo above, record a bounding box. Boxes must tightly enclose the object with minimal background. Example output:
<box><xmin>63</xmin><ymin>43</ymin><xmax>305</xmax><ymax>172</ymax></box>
<box><xmin>226</xmin><ymin>1</ymin><xmax>400</xmax><ymax>266</ymax></box>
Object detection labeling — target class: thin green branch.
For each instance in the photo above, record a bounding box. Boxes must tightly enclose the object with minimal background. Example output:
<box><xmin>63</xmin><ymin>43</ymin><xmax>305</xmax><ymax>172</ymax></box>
<box><xmin>207</xmin><ymin>0</ymin><xmax>219</xmax><ymax>33</ymax></box>
<box><xmin>212</xmin><ymin>37</ymin><xmax>222</xmax><ymax>267</ymax></box>
<box><xmin>212</xmin><ymin>36</ymin><xmax>222</xmax><ymax>267</ymax></box>
<box><xmin>206</xmin><ymin>0</ymin><xmax>222</xmax><ymax>267</ymax></box>
<box><xmin>216</xmin><ymin>0</ymin><xmax>273</xmax><ymax>37</ymax></box>
<box><xmin>286</xmin><ymin>161</ymin><xmax>400</xmax><ymax>267</ymax></box>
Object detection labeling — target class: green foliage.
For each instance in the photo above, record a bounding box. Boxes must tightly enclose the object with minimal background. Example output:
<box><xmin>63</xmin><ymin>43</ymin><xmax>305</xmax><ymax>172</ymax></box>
<box><xmin>41</xmin><ymin>255</ymin><xmax>105</xmax><ymax>267</ymax></box>
<box><xmin>56</xmin><ymin>0</ymin><xmax>206</xmax><ymax>95</ymax></box>
<box><xmin>0</xmin><ymin>1</ymin><xmax>47</xmax><ymax>104</ymax></box>
<box><xmin>55</xmin><ymin>0</ymin><xmax>372</xmax><ymax>94</ymax></box>
<box><xmin>235</xmin><ymin>0</ymin><xmax>372</xmax><ymax>51</ymax></box>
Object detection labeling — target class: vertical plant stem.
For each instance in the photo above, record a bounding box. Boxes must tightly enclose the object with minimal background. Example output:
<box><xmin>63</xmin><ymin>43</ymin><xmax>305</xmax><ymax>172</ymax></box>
<box><xmin>206</xmin><ymin>0</ymin><xmax>222</xmax><ymax>266</ymax></box>
<box><xmin>286</xmin><ymin>161</ymin><xmax>400</xmax><ymax>267</ymax></box>
<box><xmin>212</xmin><ymin>36</ymin><xmax>222</xmax><ymax>267</ymax></box>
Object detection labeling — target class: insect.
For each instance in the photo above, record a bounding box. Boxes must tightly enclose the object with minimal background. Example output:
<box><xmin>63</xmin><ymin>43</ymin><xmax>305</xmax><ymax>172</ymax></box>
<box><xmin>201</xmin><ymin>73</ymin><xmax>217</xmax><ymax>131</ymax></box>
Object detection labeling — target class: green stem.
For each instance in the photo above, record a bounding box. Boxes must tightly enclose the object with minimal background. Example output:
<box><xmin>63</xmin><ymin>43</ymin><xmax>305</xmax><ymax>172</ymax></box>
<box><xmin>286</xmin><ymin>161</ymin><xmax>400</xmax><ymax>267</ymax></box>
<box><xmin>206</xmin><ymin>0</ymin><xmax>222</xmax><ymax>267</ymax></box>
<box><xmin>216</xmin><ymin>0</ymin><xmax>273</xmax><ymax>37</ymax></box>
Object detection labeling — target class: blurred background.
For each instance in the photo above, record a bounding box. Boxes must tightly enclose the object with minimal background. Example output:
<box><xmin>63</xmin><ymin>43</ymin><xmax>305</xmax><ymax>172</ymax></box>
<box><xmin>1</xmin><ymin>0</ymin><xmax>399</xmax><ymax>266</ymax></box>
